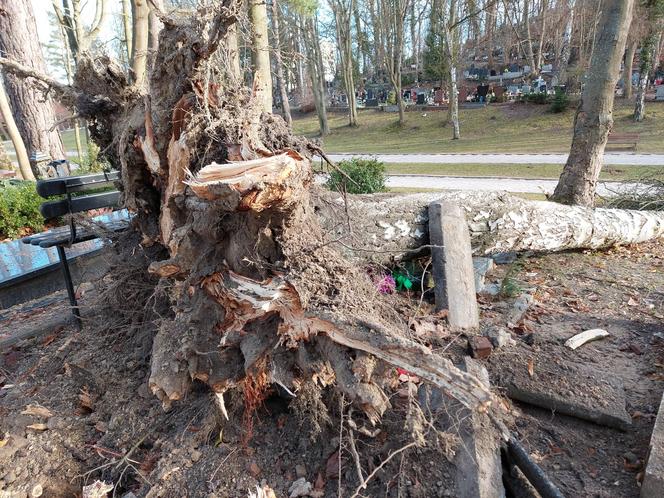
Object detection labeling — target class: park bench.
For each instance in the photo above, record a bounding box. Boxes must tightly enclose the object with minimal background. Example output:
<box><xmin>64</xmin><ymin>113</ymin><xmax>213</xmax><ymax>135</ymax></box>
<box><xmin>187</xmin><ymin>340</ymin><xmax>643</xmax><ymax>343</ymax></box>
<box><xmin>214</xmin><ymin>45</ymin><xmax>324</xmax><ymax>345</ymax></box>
<box><xmin>606</xmin><ymin>132</ymin><xmax>640</xmax><ymax>151</ymax></box>
<box><xmin>21</xmin><ymin>169</ymin><xmax>127</xmax><ymax>321</ymax></box>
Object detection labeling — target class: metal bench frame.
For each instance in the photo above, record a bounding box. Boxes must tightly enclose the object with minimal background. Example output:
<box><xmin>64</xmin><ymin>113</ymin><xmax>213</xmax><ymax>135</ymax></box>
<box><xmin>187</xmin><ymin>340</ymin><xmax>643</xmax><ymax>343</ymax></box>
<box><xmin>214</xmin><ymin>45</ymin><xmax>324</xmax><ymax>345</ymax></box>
<box><xmin>22</xmin><ymin>170</ymin><xmax>124</xmax><ymax>322</ymax></box>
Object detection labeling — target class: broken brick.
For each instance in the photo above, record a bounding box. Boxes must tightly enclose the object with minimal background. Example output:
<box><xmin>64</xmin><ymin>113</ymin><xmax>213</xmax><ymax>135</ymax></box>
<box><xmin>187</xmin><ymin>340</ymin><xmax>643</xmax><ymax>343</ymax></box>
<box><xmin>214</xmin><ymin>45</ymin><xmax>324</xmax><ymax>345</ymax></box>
<box><xmin>468</xmin><ymin>336</ymin><xmax>493</xmax><ymax>359</ymax></box>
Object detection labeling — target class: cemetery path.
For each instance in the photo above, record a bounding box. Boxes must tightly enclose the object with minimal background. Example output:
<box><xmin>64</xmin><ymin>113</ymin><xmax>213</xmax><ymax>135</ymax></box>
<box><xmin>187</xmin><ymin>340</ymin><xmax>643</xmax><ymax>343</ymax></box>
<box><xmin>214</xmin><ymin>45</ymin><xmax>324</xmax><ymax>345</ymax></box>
<box><xmin>384</xmin><ymin>174</ymin><xmax>630</xmax><ymax>195</ymax></box>
<box><xmin>328</xmin><ymin>152</ymin><xmax>664</xmax><ymax>166</ymax></box>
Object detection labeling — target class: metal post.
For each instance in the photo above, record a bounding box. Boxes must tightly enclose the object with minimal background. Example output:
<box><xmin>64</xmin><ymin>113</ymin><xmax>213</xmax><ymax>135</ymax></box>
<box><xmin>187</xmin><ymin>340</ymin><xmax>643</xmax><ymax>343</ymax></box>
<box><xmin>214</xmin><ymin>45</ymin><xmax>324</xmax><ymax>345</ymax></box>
<box><xmin>56</xmin><ymin>245</ymin><xmax>81</xmax><ymax>324</ymax></box>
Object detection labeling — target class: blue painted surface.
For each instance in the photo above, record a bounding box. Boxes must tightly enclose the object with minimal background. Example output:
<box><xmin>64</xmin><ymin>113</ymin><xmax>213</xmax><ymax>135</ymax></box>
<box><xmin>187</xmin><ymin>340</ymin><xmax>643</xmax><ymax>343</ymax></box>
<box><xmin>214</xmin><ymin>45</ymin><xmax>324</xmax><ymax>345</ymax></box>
<box><xmin>0</xmin><ymin>210</ymin><xmax>129</xmax><ymax>286</ymax></box>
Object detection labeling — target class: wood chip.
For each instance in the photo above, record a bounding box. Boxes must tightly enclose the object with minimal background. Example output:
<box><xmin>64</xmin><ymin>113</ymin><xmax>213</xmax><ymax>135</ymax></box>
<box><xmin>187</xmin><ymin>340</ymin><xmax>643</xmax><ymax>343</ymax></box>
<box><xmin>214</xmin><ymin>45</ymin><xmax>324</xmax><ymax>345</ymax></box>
<box><xmin>21</xmin><ymin>404</ymin><xmax>53</xmax><ymax>419</ymax></box>
<box><xmin>26</xmin><ymin>423</ymin><xmax>48</xmax><ymax>431</ymax></box>
<box><xmin>565</xmin><ymin>329</ymin><xmax>609</xmax><ymax>350</ymax></box>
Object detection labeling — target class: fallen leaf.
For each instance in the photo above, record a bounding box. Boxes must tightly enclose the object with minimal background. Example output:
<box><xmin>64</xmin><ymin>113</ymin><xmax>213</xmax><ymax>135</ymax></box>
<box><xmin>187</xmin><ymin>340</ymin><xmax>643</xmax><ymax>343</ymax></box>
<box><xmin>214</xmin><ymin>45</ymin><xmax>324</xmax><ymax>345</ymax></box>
<box><xmin>627</xmin><ymin>297</ymin><xmax>639</xmax><ymax>306</ymax></box>
<box><xmin>0</xmin><ymin>435</ymin><xmax>8</xmax><ymax>447</ymax></box>
<box><xmin>21</xmin><ymin>404</ymin><xmax>53</xmax><ymax>419</ymax></box>
<box><xmin>527</xmin><ymin>359</ymin><xmax>534</xmax><ymax>378</ymax></box>
<box><xmin>26</xmin><ymin>423</ymin><xmax>48</xmax><ymax>431</ymax></box>
<box><xmin>325</xmin><ymin>450</ymin><xmax>340</xmax><ymax>479</ymax></box>
<box><xmin>78</xmin><ymin>387</ymin><xmax>95</xmax><ymax>413</ymax></box>
<box><xmin>314</xmin><ymin>472</ymin><xmax>325</xmax><ymax>490</ymax></box>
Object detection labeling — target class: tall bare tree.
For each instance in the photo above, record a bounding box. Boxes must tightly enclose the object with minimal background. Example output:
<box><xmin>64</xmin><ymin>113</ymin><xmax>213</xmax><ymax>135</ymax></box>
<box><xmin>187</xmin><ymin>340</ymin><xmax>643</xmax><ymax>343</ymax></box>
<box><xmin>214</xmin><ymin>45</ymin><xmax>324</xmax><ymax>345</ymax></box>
<box><xmin>330</xmin><ymin>0</ymin><xmax>359</xmax><ymax>126</ymax></box>
<box><xmin>380</xmin><ymin>0</ymin><xmax>410</xmax><ymax>125</ymax></box>
<box><xmin>551</xmin><ymin>0</ymin><xmax>635</xmax><ymax>206</ymax></box>
<box><xmin>0</xmin><ymin>0</ymin><xmax>66</xmax><ymax>176</ymax></box>
<box><xmin>634</xmin><ymin>0</ymin><xmax>664</xmax><ymax>121</ymax></box>
<box><xmin>0</xmin><ymin>80</ymin><xmax>33</xmax><ymax>180</ymax></box>
<box><xmin>131</xmin><ymin>0</ymin><xmax>150</xmax><ymax>87</ymax></box>
<box><xmin>302</xmin><ymin>15</ymin><xmax>329</xmax><ymax>135</ymax></box>
<box><xmin>272</xmin><ymin>0</ymin><xmax>293</xmax><ymax>127</ymax></box>
<box><xmin>250</xmin><ymin>0</ymin><xmax>273</xmax><ymax>112</ymax></box>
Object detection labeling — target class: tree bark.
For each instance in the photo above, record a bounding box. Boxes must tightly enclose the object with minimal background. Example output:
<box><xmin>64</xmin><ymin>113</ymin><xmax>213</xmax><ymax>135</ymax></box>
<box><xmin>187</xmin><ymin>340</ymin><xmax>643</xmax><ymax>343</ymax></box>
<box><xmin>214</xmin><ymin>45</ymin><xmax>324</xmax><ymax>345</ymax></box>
<box><xmin>624</xmin><ymin>39</ymin><xmax>637</xmax><ymax>100</ymax></box>
<box><xmin>0</xmin><ymin>0</ymin><xmax>66</xmax><ymax>173</ymax></box>
<box><xmin>250</xmin><ymin>0</ymin><xmax>273</xmax><ymax>113</ymax></box>
<box><xmin>131</xmin><ymin>0</ymin><xmax>150</xmax><ymax>88</ymax></box>
<box><xmin>442</xmin><ymin>0</ymin><xmax>460</xmax><ymax>139</ymax></box>
<box><xmin>303</xmin><ymin>15</ymin><xmax>329</xmax><ymax>135</ymax></box>
<box><xmin>225</xmin><ymin>23</ymin><xmax>242</xmax><ymax>82</ymax></box>
<box><xmin>122</xmin><ymin>0</ymin><xmax>133</xmax><ymax>63</ymax></box>
<box><xmin>551</xmin><ymin>0</ymin><xmax>634</xmax><ymax>206</ymax></box>
<box><xmin>272</xmin><ymin>0</ymin><xmax>293</xmax><ymax>127</ymax></box>
<box><xmin>634</xmin><ymin>32</ymin><xmax>656</xmax><ymax>122</ymax></box>
<box><xmin>331</xmin><ymin>0</ymin><xmax>359</xmax><ymax>127</ymax></box>
<box><xmin>558</xmin><ymin>0</ymin><xmax>575</xmax><ymax>84</ymax></box>
<box><xmin>0</xmin><ymin>81</ymin><xmax>33</xmax><ymax>180</ymax></box>
<box><xmin>316</xmin><ymin>191</ymin><xmax>664</xmax><ymax>264</ymax></box>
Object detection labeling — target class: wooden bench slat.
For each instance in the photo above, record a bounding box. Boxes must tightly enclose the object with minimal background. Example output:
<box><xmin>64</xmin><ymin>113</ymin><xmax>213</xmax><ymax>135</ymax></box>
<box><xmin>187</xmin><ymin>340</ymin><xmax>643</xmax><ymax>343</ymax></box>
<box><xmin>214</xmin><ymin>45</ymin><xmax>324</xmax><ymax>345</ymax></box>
<box><xmin>36</xmin><ymin>171</ymin><xmax>121</xmax><ymax>197</ymax></box>
<box><xmin>39</xmin><ymin>191</ymin><xmax>121</xmax><ymax>219</ymax></box>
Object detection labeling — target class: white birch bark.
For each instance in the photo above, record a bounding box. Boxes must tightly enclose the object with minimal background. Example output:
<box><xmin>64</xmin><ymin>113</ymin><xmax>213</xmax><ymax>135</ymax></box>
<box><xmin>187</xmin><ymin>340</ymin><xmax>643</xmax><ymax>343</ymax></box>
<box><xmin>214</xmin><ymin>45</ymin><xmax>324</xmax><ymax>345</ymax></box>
<box><xmin>316</xmin><ymin>191</ymin><xmax>664</xmax><ymax>263</ymax></box>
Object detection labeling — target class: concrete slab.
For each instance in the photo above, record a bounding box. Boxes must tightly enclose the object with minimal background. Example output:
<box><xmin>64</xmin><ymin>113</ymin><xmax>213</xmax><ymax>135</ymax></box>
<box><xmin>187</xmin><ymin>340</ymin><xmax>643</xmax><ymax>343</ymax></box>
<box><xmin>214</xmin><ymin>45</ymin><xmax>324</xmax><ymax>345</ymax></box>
<box><xmin>641</xmin><ymin>393</ymin><xmax>664</xmax><ymax>497</ymax></box>
<box><xmin>494</xmin><ymin>360</ymin><xmax>631</xmax><ymax>430</ymax></box>
<box><xmin>455</xmin><ymin>357</ymin><xmax>506</xmax><ymax>498</ymax></box>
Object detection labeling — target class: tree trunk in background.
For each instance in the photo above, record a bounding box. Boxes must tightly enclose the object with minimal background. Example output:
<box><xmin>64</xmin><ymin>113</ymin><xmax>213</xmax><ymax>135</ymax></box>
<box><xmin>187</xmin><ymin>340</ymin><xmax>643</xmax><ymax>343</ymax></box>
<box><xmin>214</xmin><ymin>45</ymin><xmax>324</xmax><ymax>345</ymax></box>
<box><xmin>486</xmin><ymin>0</ymin><xmax>497</xmax><ymax>68</ymax></box>
<box><xmin>558</xmin><ymin>0</ymin><xmax>575</xmax><ymax>85</ymax></box>
<box><xmin>634</xmin><ymin>32</ymin><xmax>656</xmax><ymax>121</ymax></box>
<box><xmin>303</xmin><ymin>16</ymin><xmax>329</xmax><ymax>135</ymax></box>
<box><xmin>122</xmin><ymin>0</ymin><xmax>133</xmax><ymax>63</ymax></box>
<box><xmin>442</xmin><ymin>0</ymin><xmax>459</xmax><ymax>139</ymax></box>
<box><xmin>381</xmin><ymin>0</ymin><xmax>409</xmax><ymax>125</ymax></box>
<box><xmin>272</xmin><ymin>0</ymin><xmax>292</xmax><ymax>127</ymax></box>
<box><xmin>551</xmin><ymin>0</ymin><xmax>634</xmax><ymax>206</ymax></box>
<box><xmin>0</xmin><ymin>0</ymin><xmax>66</xmax><ymax>174</ymax></box>
<box><xmin>624</xmin><ymin>39</ymin><xmax>637</xmax><ymax>99</ymax></box>
<box><xmin>536</xmin><ymin>0</ymin><xmax>547</xmax><ymax>70</ymax></box>
<box><xmin>523</xmin><ymin>0</ymin><xmax>537</xmax><ymax>76</ymax></box>
<box><xmin>148</xmin><ymin>0</ymin><xmax>164</xmax><ymax>56</ymax></box>
<box><xmin>225</xmin><ymin>23</ymin><xmax>241</xmax><ymax>82</ymax></box>
<box><xmin>331</xmin><ymin>0</ymin><xmax>358</xmax><ymax>127</ymax></box>
<box><xmin>0</xmin><ymin>82</ymin><xmax>33</xmax><ymax>181</ymax></box>
<box><xmin>131</xmin><ymin>0</ymin><xmax>149</xmax><ymax>87</ymax></box>
<box><xmin>250</xmin><ymin>0</ymin><xmax>273</xmax><ymax>113</ymax></box>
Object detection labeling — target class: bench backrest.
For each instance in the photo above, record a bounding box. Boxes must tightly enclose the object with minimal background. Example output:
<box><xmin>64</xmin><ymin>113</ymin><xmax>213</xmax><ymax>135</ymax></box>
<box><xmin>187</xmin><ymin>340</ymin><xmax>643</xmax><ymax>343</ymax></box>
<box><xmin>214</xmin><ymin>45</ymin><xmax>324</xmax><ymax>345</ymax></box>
<box><xmin>37</xmin><ymin>171</ymin><xmax>121</xmax><ymax>220</ymax></box>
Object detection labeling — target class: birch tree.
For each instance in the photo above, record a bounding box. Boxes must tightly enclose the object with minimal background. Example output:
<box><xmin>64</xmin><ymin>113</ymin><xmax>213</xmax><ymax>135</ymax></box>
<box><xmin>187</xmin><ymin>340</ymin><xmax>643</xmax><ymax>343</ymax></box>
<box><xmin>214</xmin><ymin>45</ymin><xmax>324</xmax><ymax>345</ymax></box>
<box><xmin>551</xmin><ymin>0</ymin><xmax>635</xmax><ymax>206</ymax></box>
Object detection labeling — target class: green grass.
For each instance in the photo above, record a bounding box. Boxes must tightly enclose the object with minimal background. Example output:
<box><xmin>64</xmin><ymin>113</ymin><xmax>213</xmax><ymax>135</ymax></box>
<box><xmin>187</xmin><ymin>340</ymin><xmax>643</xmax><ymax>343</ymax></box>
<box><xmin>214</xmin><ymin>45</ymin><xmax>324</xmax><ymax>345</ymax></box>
<box><xmin>384</xmin><ymin>163</ymin><xmax>662</xmax><ymax>181</ymax></box>
<box><xmin>294</xmin><ymin>100</ymin><xmax>664</xmax><ymax>154</ymax></box>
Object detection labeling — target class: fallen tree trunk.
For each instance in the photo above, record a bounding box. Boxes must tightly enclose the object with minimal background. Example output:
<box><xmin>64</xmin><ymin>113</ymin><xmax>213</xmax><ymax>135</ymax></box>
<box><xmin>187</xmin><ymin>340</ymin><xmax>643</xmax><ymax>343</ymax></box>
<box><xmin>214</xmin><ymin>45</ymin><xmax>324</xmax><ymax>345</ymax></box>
<box><xmin>316</xmin><ymin>190</ymin><xmax>664</xmax><ymax>264</ymax></box>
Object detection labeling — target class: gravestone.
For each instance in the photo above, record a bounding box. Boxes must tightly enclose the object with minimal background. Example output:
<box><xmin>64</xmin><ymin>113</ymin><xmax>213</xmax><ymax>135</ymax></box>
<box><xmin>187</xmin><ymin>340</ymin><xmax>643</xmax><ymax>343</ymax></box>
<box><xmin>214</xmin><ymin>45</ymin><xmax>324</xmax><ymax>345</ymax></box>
<box><xmin>429</xmin><ymin>201</ymin><xmax>479</xmax><ymax>330</ymax></box>
<box><xmin>656</xmin><ymin>85</ymin><xmax>664</xmax><ymax>101</ymax></box>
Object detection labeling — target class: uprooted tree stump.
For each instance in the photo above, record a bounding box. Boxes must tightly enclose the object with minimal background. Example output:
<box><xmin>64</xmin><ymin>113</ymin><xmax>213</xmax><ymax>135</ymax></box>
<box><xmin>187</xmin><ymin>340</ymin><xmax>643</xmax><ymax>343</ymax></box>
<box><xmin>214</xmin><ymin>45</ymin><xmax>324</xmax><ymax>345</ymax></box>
<box><xmin>3</xmin><ymin>1</ymin><xmax>664</xmax><ymax>441</ymax></box>
<box><xmin>0</xmin><ymin>4</ymin><xmax>494</xmax><ymax>429</ymax></box>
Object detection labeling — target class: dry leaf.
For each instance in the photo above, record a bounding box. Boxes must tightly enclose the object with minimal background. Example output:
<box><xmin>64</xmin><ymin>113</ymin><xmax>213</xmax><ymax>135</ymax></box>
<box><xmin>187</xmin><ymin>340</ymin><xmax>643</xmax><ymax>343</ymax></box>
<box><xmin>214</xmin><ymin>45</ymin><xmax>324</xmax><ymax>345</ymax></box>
<box><xmin>26</xmin><ymin>423</ymin><xmax>48</xmax><ymax>431</ymax></box>
<box><xmin>21</xmin><ymin>404</ymin><xmax>53</xmax><ymax>419</ymax></box>
<box><xmin>627</xmin><ymin>297</ymin><xmax>639</xmax><ymax>306</ymax></box>
<box><xmin>0</xmin><ymin>435</ymin><xmax>8</xmax><ymax>447</ymax></box>
<box><xmin>527</xmin><ymin>358</ymin><xmax>534</xmax><ymax>378</ymax></box>
<box><xmin>79</xmin><ymin>387</ymin><xmax>95</xmax><ymax>413</ymax></box>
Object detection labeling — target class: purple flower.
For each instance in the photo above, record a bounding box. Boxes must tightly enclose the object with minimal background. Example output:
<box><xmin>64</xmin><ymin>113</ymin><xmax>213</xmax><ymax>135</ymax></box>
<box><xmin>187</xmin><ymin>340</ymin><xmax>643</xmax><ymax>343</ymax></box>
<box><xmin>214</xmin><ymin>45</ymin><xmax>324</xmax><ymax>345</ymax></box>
<box><xmin>376</xmin><ymin>275</ymin><xmax>396</xmax><ymax>294</ymax></box>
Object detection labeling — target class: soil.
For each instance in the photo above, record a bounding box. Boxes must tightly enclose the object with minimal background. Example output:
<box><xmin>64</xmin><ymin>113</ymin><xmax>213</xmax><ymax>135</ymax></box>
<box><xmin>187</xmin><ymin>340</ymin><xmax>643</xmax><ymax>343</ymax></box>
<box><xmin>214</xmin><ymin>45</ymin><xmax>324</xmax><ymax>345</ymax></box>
<box><xmin>1</xmin><ymin>241</ymin><xmax>663</xmax><ymax>498</ymax></box>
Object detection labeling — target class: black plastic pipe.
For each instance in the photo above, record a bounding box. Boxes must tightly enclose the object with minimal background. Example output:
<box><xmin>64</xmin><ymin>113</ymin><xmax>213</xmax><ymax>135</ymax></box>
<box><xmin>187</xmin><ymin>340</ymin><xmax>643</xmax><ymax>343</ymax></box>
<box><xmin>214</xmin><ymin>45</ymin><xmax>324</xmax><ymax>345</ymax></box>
<box><xmin>506</xmin><ymin>436</ymin><xmax>566</xmax><ymax>498</ymax></box>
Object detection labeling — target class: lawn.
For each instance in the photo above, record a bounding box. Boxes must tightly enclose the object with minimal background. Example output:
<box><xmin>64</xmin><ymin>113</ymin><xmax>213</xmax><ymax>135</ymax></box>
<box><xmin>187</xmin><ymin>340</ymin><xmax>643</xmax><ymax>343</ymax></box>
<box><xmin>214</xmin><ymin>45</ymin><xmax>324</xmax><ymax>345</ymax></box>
<box><xmin>384</xmin><ymin>163</ymin><xmax>662</xmax><ymax>180</ymax></box>
<box><xmin>294</xmin><ymin>100</ymin><xmax>664</xmax><ymax>154</ymax></box>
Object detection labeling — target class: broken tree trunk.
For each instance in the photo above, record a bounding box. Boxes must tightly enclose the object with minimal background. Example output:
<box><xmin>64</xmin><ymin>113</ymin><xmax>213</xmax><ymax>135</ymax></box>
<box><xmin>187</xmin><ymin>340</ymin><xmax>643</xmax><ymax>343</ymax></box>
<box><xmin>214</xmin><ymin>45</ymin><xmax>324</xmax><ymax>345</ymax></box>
<box><xmin>315</xmin><ymin>190</ymin><xmax>664</xmax><ymax>265</ymax></box>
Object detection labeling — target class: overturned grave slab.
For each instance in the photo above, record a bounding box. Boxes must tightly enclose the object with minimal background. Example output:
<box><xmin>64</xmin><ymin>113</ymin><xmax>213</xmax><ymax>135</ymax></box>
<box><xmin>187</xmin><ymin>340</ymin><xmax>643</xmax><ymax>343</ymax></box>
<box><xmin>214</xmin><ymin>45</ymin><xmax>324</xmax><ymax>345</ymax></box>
<box><xmin>641</xmin><ymin>392</ymin><xmax>664</xmax><ymax>498</ymax></box>
<box><xmin>492</xmin><ymin>359</ymin><xmax>631</xmax><ymax>430</ymax></box>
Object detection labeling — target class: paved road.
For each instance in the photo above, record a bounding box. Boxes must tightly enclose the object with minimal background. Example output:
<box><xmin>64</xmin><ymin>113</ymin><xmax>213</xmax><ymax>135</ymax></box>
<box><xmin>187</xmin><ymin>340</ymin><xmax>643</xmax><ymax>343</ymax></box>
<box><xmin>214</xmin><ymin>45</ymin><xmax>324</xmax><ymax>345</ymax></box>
<box><xmin>328</xmin><ymin>152</ymin><xmax>664</xmax><ymax>166</ymax></box>
<box><xmin>385</xmin><ymin>174</ymin><xmax>634</xmax><ymax>195</ymax></box>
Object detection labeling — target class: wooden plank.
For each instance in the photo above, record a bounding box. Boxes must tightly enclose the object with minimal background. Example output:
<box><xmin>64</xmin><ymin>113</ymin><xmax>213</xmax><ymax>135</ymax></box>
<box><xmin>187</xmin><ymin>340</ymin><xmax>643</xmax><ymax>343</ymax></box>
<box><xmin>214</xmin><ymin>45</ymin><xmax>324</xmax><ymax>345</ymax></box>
<box><xmin>429</xmin><ymin>201</ymin><xmax>479</xmax><ymax>330</ymax></box>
